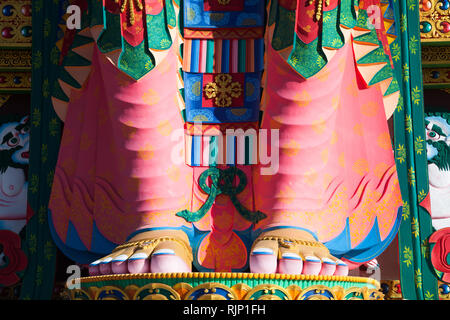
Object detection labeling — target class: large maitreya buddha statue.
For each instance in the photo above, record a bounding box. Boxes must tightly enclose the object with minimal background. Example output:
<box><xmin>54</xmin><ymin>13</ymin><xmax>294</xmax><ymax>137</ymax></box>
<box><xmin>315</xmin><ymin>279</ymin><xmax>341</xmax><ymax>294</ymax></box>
<box><xmin>48</xmin><ymin>0</ymin><xmax>403</xmax><ymax>276</ymax></box>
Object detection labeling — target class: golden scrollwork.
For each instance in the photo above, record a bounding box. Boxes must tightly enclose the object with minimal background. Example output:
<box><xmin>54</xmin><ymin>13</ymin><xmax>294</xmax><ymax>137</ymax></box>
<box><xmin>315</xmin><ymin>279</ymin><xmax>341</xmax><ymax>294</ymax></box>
<box><xmin>0</xmin><ymin>71</ymin><xmax>31</xmax><ymax>92</ymax></box>
<box><xmin>421</xmin><ymin>46</ymin><xmax>450</xmax><ymax>66</ymax></box>
<box><xmin>0</xmin><ymin>49</ymin><xmax>31</xmax><ymax>69</ymax></box>
<box><xmin>0</xmin><ymin>1</ymin><xmax>32</xmax><ymax>47</ymax></box>
<box><xmin>420</xmin><ymin>0</ymin><xmax>450</xmax><ymax>42</ymax></box>
<box><xmin>422</xmin><ymin>67</ymin><xmax>450</xmax><ymax>87</ymax></box>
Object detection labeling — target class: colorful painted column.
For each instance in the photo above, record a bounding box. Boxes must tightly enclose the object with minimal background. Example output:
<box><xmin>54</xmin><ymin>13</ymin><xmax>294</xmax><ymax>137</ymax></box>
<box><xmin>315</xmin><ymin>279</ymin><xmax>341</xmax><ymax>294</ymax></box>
<box><xmin>179</xmin><ymin>0</ymin><xmax>266</xmax><ymax>271</ymax></box>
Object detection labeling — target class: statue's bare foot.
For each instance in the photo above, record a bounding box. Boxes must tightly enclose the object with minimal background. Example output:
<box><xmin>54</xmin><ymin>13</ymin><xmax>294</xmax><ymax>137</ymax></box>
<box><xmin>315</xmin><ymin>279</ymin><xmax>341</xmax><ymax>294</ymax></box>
<box><xmin>88</xmin><ymin>229</ymin><xmax>192</xmax><ymax>275</ymax></box>
<box><xmin>250</xmin><ymin>228</ymin><xmax>348</xmax><ymax>276</ymax></box>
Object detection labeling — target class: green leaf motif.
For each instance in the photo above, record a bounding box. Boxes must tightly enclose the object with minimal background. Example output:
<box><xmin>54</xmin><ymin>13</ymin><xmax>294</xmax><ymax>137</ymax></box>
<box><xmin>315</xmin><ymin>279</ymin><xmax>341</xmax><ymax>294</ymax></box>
<box><xmin>400</xmin><ymin>14</ymin><xmax>407</xmax><ymax>32</ymax></box>
<box><xmin>411</xmin><ymin>217</ymin><xmax>419</xmax><ymax>238</ymax></box>
<box><xmin>49</xmin><ymin>118</ymin><xmax>60</xmax><ymax>136</ymax></box>
<box><xmin>415</xmin><ymin>136</ymin><xmax>424</xmax><ymax>155</ymax></box>
<box><xmin>409</xmin><ymin>36</ymin><xmax>419</xmax><ymax>55</ymax></box>
<box><xmin>29</xmin><ymin>174</ymin><xmax>39</xmax><ymax>194</ymax></box>
<box><xmin>42</xmin><ymin>79</ymin><xmax>50</xmax><ymax>98</ymax></box>
<box><xmin>33</xmin><ymin>51</ymin><xmax>43</xmax><ymax>70</ymax></box>
<box><xmin>41</xmin><ymin>144</ymin><xmax>48</xmax><ymax>163</ymax></box>
<box><xmin>35</xmin><ymin>265</ymin><xmax>43</xmax><ymax>286</ymax></box>
<box><xmin>391</xmin><ymin>43</ymin><xmax>401</xmax><ymax>62</ymax></box>
<box><xmin>403</xmin><ymin>246</ymin><xmax>413</xmax><ymax>267</ymax></box>
<box><xmin>402</xmin><ymin>201</ymin><xmax>410</xmax><ymax>220</ymax></box>
<box><xmin>44</xmin><ymin>241</ymin><xmax>55</xmax><ymax>261</ymax></box>
<box><xmin>397</xmin><ymin>95</ymin><xmax>404</xmax><ymax>112</ymax></box>
<box><xmin>47</xmin><ymin>170</ymin><xmax>55</xmax><ymax>188</ymax></box>
<box><xmin>31</xmin><ymin>108</ymin><xmax>41</xmax><ymax>128</ymax></box>
<box><xmin>411</xmin><ymin>86</ymin><xmax>421</xmax><ymax>105</ymax></box>
<box><xmin>396</xmin><ymin>144</ymin><xmax>406</xmax><ymax>164</ymax></box>
<box><xmin>421</xmin><ymin>239</ymin><xmax>430</xmax><ymax>259</ymax></box>
<box><xmin>38</xmin><ymin>205</ymin><xmax>46</xmax><ymax>224</ymax></box>
<box><xmin>402</xmin><ymin>63</ymin><xmax>410</xmax><ymax>82</ymax></box>
<box><xmin>405</xmin><ymin>114</ymin><xmax>413</xmax><ymax>133</ymax></box>
<box><xmin>415</xmin><ymin>269</ymin><xmax>423</xmax><ymax>289</ymax></box>
<box><xmin>424</xmin><ymin>291</ymin><xmax>434</xmax><ymax>300</ymax></box>
<box><xmin>408</xmin><ymin>167</ymin><xmax>416</xmax><ymax>186</ymax></box>
<box><xmin>44</xmin><ymin>19</ymin><xmax>52</xmax><ymax>38</ymax></box>
<box><xmin>417</xmin><ymin>189</ymin><xmax>427</xmax><ymax>202</ymax></box>
<box><xmin>51</xmin><ymin>47</ymin><xmax>60</xmax><ymax>65</ymax></box>
<box><xmin>28</xmin><ymin>233</ymin><xmax>37</xmax><ymax>254</ymax></box>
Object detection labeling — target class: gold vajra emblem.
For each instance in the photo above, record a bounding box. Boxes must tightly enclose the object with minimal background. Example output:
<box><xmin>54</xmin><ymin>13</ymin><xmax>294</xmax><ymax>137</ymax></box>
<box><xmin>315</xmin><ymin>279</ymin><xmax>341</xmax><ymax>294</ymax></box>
<box><xmin>204</xmin><ymin>74</ymin><xmax>243</xmax><ymax>108</ymax></box>
<box><xmin>218</xmin><ymin>0</ymin><xmax>231</xmax><ymax>4</ymax></box>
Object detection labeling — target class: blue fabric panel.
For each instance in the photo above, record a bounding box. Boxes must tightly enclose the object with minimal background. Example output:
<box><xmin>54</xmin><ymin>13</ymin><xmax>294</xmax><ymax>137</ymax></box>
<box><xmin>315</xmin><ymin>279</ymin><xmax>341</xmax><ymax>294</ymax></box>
<box><xmin>342</xmin><ymin>207</ymin><xmax>402</xmax><ymax>263</ymax></box>
<box><xmin>324</xmin><ymin>218</ymin><xmax>352</xmax><ymax>256</ymax></box>
<box><xmin>48</xmin><ymin>210</ymin><xmax>101</xmax><ymax>264</ymax></box>
<box><xmin>184</xmin><ymin>0</ymin><xmax>265</xmax><ymax>28</ymax></box>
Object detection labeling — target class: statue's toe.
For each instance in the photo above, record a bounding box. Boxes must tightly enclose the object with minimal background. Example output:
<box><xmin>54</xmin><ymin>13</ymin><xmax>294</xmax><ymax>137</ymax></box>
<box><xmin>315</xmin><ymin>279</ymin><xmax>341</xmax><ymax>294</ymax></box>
<box><xmin>249</xmin><ymin>228</ymin><xmax>349</xmax><ymax>276</ymax></box>
<box><xmin>88</xmin><ymin>230</ymin><xmax>193</xmax><ymax>276</ymax></box>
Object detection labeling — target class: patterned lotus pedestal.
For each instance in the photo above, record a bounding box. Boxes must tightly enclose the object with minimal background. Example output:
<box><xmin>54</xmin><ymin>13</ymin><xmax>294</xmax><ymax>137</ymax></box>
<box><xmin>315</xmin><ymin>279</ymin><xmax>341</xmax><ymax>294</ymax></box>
<box><xmin>67</xmin><ymin>273</ymin><xmax>383</xmax><ymax>300</ymax></box>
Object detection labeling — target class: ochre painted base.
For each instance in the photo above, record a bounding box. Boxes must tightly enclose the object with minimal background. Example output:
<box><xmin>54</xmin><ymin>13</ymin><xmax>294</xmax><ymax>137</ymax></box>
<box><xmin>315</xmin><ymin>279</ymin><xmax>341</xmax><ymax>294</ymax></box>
<box><xmin>67</xmin><ymin>272</ymin><xmax>383</xmax><ymax>300</ymax></box>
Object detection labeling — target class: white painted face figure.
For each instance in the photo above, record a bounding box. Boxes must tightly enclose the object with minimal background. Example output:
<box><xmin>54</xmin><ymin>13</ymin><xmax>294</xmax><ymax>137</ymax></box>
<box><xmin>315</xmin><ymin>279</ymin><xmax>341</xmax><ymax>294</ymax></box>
<box><xmin>0</xmin><ymin>115</ymin><xmax>29</xmax><ymax>230</ymax></box>
<box><xmin>425</xmin><ymin>114</ymin><xmax>450</xmax><ymax>230</ymax></box>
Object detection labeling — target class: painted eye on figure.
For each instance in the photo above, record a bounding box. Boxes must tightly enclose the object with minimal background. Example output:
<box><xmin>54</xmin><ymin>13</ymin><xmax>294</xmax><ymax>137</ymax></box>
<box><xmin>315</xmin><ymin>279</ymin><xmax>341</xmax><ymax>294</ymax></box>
<box><xmin>7</xmin><ymin>136</ymin><xmax>20</xmax><ymax>147</ymax></box>
<box><xmin>427</xmin><ymin>130</ymin><xmax>440</xmax><ymax>141</ymax></box>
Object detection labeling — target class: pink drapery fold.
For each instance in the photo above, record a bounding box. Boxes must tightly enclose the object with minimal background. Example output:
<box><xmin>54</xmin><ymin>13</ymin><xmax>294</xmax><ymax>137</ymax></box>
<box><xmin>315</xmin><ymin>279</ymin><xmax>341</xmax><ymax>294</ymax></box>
<box><xmin>254</xmin><ymin>41</ymin><xmax>402</xmax><ymax>247</ymax></box>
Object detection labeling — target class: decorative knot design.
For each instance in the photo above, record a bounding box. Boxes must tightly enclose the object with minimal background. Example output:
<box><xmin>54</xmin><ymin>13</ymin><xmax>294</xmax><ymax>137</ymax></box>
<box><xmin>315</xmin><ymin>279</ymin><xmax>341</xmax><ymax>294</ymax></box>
<box><xmin>204</xmin><ymin>74</ymin><xmax>243</xmax><ymax>108</ymax></box>
<box><xmin>306</xmin><ymin>0</ymin><xmax>331</xmax><ymax>21</ymax></box>
<box><xmin>176</xmin><ymin>167</ymin><xmax>266</xmax><ymax>224</ymax></box>
<box><xmin>114</xmin><ymin>0</ymin><xmax>144</xmax><ymax>25</ymax></box>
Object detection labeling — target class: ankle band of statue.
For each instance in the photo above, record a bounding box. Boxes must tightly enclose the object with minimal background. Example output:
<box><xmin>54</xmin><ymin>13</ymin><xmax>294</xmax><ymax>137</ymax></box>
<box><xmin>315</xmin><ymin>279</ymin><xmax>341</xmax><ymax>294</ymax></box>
<box><xmin>251</xmin><ymin>236</ymin><xmax>327</xmax><ymax>252</ymax></box>
<box><xmin>113</xmin><ymin>237</ymin><xmax>193</xmax><ymax>262</ymax></box>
